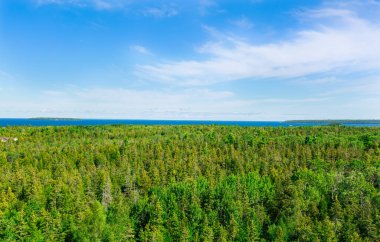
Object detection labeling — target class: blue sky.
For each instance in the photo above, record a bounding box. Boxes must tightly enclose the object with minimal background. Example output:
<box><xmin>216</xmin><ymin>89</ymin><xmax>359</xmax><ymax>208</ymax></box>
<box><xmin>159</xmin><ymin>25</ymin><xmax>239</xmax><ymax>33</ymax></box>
<box><xmin>1</xmin><ymin>0</ymin><xmax>380</xmax><ymax>120</ymax></box>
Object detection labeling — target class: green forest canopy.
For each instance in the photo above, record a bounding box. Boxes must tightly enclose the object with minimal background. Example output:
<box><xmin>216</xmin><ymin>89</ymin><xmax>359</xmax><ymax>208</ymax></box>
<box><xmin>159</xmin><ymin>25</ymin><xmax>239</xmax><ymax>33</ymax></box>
<box><xmin>0</xmin><ymin>125</ymin><xmax>379</xmax><ymax>241</ymax></box>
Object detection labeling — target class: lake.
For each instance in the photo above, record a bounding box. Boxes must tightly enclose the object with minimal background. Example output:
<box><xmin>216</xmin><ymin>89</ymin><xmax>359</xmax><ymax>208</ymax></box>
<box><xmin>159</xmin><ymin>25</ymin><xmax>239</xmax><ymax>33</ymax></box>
<box><xmin>1</xmin><ymin>118</ymin><xmax>380</xmax><ymax>127</ymax></box>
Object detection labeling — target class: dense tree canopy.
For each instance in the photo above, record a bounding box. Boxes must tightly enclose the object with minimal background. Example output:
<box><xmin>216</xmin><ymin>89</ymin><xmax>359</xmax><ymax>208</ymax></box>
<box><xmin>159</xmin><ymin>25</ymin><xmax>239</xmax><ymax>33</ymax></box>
<box><xmin>0</xmin><ymin>125</ymin><xmax>379</xmax><ymax>241</ymax></box>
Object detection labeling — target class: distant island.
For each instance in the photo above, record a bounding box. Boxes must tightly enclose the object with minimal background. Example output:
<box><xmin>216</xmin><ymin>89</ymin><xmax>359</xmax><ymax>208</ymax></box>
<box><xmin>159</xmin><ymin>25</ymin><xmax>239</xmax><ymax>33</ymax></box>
<box><xmin>29</xmin><ymin>117</ymin><xmax>82</xmax><ymax>121</ymax></box>
<box><xmin>284</xmin><ymin>119</ymin><xmax>380</xmax><ymax>124</ymax></box>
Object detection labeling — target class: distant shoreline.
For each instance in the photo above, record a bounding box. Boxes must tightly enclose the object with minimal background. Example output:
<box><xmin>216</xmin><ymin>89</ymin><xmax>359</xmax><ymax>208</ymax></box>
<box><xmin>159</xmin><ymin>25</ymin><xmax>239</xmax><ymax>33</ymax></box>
<box><xmin>0</xmin><ymin>118</ymin><xmax>377</xmax><ymax>127</ymax></box>
<box><xmin>26</xmin><ymin>118</ymin><xmax>380</xmax><ymax>124</ymax></box>
<box><xmin>284</xmin><ymin>120</ymin><xmax>380</xmax><ymax>124</ymax></box>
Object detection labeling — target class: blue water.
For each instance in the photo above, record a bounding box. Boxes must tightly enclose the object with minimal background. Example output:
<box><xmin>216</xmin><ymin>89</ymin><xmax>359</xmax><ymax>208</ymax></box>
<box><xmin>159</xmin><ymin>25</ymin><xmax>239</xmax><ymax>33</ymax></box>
<box><xmin>0</xmin><ymin>118</ymin><xmax>379</xmax><ymax>127</ymax></box>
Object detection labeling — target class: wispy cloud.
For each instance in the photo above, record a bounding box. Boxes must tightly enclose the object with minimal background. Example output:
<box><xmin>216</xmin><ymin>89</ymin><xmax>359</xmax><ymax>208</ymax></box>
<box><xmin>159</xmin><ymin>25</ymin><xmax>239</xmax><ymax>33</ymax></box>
<box><xmin>143</xmin><ymin>5</ymin><xmax>178</xmax><ymax>18</ymax></box>
<box><xmin>130</xmin><ymin>45</ymin><xmax>151</xmax><ymax>55</ymax></box>
<box><xmin>198</xmin><ymin>0</ymin><xmax>216</xmax><ymax>15</ymax></box>
<box><xmin>0</xmin><ymin>87</ymin><xmax>333</xmax><ymax>120</ymax></box>
<box><xmin>0</xmin><ymin>70</ymin><xmax>13</xmax><ymax>80</ymax></box>
<box><xmin>35</xmin><ymin>0</ymin><xmax>129</xmax><ymax>10</ymax></box>
<box><xmin>35</xmin><ymin>0</ymin><xmax>180</xmax><ymax>14</ymax></box>
<box><xmin>230</xmin><ymin>16</ymin><xmax>254</xmax><ymax>29</ymax></box>
<box><xmin>320</xmin><ymin>75</ymin><xmax>380</xmax><ymax>96</ymax></box>
<box><xmin>136</xmin><ymin>2</ymin><xmax>380</xmax><ymax>86</ymax></box>
<box><xmin>0</xmin><ymin>70</ymin><xmax>16</xmax><ymax>86</ymax></box>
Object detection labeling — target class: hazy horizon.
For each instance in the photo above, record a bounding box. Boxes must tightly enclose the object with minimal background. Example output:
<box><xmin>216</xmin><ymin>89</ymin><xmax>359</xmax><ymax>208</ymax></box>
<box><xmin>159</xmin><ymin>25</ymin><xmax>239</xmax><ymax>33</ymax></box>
<box><xmin>2</xmin><ymin>117</ymin><xmax>380</xmax><ymax>122</ymax></box>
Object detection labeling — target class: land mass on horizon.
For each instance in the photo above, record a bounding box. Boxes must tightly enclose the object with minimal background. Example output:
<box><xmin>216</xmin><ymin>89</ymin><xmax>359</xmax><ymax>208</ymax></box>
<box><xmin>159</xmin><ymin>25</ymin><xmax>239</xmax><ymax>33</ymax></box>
<box><xmin>284</xmin><ymin>119</ymin><xmax>380</xmax><ymax>124</ymax></box>
<box><xmin>27</xmin><ymin>118</ymin><xmax>380</xmax><ymax>124</ymax></box>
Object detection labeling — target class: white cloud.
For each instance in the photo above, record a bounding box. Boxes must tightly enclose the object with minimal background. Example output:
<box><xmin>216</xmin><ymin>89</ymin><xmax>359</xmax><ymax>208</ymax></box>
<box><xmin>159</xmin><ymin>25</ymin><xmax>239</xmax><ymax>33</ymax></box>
<box><xmin>143</xmin><ymin>6</ymin><xmax>178</xmax><ymax>18</ymax></box>
<box><xmin>35</xmin><ymin>0</ymin><xmax>181</xmax><ymax>14</ymax></box>
<box><xmin>136</xmin><ymin>3</ymin><xmax>380</xmax><ymax>86</ymax></box>
<box><xmin>35</xmin><ymin>0</ymin><xmax>129</xmax><ymax>10</ymax></box>
<box><xmin>0</xmin><ymin>87</ymin><xmax>334</xmax><ymax>120</ymax></box>
<box><xmin>130</xmin><ymin>45</ymin><xmax>151</xmax><ymax>55</ymax></box>
<box><xmin>320</xmin><ymin>76</ymin><xmax>380</xmax><ymax>96</ymax></box>
<box><xmin>198</xmin><ymin>0</ymin><xmax>216</xmax><ymax>15</ymax></box>
<box><xmin>0</xmin><ymin>70</ymin><xmax>13</xmax><ymax>81</ymax></box>
<box><xmin>230</xmin><ymin>16</ymin><xmax>254</xmax><ymax>29</ymax></box>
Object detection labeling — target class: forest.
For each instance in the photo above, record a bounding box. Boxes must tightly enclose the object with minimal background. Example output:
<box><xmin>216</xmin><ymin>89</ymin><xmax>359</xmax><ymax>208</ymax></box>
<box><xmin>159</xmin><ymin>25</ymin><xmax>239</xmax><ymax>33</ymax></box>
<box><xmin>0</xmin><ymin>125</ymin><xmax>379</xmax><ymax>241</ymax></box>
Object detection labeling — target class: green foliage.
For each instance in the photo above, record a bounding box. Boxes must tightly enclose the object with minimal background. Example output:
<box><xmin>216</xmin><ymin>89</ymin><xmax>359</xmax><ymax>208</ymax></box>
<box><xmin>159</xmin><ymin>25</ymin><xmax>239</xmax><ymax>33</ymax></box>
<box><xmin>0</xmin><ymin>125</ymin><xmax>379</xmax><ymax>241</ymax></box>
